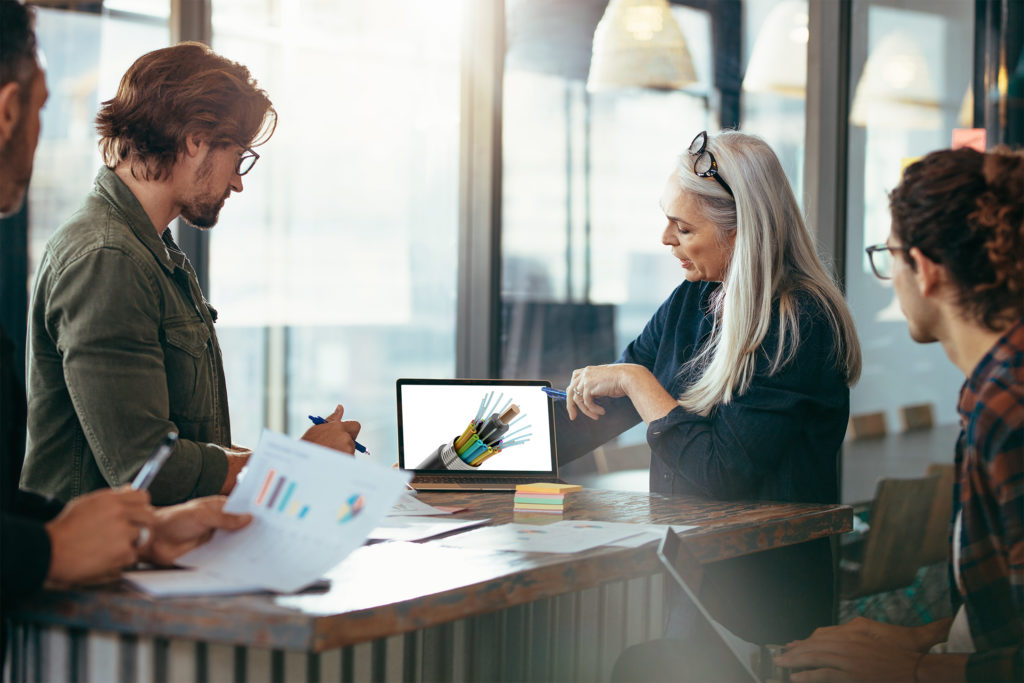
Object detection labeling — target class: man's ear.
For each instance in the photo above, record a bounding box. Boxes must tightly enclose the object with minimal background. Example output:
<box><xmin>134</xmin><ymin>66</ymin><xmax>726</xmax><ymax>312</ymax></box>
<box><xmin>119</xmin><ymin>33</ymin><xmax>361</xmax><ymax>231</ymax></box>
<box><xmin>0</xmin><ymin>81</ymin><xmax>22</xmax><ymax>147</ymax></box>
<box><xmin>184</xmin><ymin>134</ymin><xmax>205</xmax><ymax>158</ymax></box>
<box><xmin>908</xmin><ymin>247</ymin><xmax>946</xmax><ymax>297</ymax></box>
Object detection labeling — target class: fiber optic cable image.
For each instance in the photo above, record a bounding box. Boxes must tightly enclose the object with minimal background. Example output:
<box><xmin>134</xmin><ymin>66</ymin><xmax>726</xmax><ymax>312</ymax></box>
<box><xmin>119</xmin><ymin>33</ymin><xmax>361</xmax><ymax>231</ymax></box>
<box><xmin>417</xmin><ymin>391</ymin><xmax>534</xmax><ymax>470</ymax></box>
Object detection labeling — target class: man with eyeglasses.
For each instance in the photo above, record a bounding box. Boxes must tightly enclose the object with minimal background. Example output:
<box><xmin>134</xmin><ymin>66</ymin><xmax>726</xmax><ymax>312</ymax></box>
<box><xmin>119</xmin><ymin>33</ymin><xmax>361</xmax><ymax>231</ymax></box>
<box><xmin>20</xmin><ymin>42</ymin><xmax>361</xmax><ymax>507</ymax></box>
<box><xmin>777</xmin><ymin>147</ymin><xmax>1023</xmax><ymax>682</ymax></box>
<box><xmin>2</xmin><ymin>4</ymin><xmax>261</xmax><ymax>662</ymax></box>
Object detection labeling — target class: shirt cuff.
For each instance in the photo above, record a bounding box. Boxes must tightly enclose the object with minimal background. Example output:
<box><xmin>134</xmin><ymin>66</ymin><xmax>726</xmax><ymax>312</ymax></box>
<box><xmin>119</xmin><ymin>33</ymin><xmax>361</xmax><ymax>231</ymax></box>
<box><xmin>647</xmin><ymin>404</ymin><xmax>706</xmax><ymax>439</ymax></box>
<box><xmin>1</xmin><ymin>514</ymin><xmax>53</xmax><ymax>601</ymax></box>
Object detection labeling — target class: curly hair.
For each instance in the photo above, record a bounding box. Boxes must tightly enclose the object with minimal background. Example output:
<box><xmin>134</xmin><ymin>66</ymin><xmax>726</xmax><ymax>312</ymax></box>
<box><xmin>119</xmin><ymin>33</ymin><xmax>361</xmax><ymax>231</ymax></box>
<box><xmin>95</xmin><ymin>42</ymin><xmax>277</xmax><ymax>181</ymax></box>
<box><xmin>889</xmin><ymin>147</ymin><xmax>1024</xmax><ymax>331</ymax></box>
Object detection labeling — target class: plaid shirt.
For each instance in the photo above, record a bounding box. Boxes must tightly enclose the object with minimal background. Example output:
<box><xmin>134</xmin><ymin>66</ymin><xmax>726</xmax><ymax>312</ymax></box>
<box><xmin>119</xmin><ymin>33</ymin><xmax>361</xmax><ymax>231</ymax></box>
<box><xmin>954</xmin><ymin>317</ymin><xmax>1024</xmax><ymax>682</ymax></box>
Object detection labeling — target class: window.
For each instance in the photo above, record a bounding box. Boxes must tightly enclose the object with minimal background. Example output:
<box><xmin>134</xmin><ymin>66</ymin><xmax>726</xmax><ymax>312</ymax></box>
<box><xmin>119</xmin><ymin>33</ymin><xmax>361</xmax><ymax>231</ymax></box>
<box><xmin>208</xmin><ymin>1</ymin><xmax>464</xmax><ymax>455</ymax></box>
<box><xmin>741</xmin><ymin>0</ymin><xmax>808</xmax><ymax>206</ymax></box>
<box><xmin>28</xmin><ymin>6</ymin><xmax>168</xmax><ymax>282</ymax></box>
<box><xmin>501</xmin><ymin>2</ymin><xmax>716</xmax><ymax>450</ymax></box>
<box><xmin>844</xmin><ymin>0</ymin><xmax>973</xmax><ymax>427</ymax></box>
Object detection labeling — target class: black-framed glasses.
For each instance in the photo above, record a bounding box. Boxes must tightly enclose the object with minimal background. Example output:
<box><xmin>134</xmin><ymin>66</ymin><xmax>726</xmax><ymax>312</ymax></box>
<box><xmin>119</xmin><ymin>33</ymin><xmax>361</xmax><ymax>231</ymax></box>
<box><xmin>688</xmin><ymin>131</ymin><xmax>733</xmax><ymax>197</ymax></box>
<box><xmin>236</xmin><ymin>147</ymin><xmax>259</xmax><ymax>176</ymax></box>
<box><xmin>865</xmin><ymin>243</ymin><xmax>909</xmax><ymax>280</ymax></box>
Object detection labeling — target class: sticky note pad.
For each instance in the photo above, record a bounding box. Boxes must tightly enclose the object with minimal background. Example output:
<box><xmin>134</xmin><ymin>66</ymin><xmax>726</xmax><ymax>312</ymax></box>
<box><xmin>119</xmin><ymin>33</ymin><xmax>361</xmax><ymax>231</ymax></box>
<box><xmin>516</xmin><ymin>483</ymin><xmax>581</xmax><ymax>493</ymax></box>
<box><xmin>514</xmin><ymin>502</ymin><xmax>565</xmax><ymax>511</ymax></box>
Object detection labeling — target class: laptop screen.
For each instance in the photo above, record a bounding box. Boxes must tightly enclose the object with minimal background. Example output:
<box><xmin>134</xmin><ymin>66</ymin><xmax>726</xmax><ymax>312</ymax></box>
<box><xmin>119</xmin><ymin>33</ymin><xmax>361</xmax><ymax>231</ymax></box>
<box><xmin>396</xmin><ymin>379</ymin><xmax>558</xmax><ymax>474</ymax></box>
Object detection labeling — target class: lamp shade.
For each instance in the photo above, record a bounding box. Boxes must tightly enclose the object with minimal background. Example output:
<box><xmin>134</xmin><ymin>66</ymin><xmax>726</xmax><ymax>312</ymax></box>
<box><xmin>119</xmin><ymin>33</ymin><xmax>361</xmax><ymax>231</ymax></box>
<box><xmin>742</xmin><ymin>0</ymin><xmax>808</xmax><ymax>97</ymax></box>
<box><xmin>850</xmin><ymin>31</ymin><xmax>942</xmax><ymax>129</ymax></box>
<box><xmin>587</xmin><ymin>0</ymin><xmax>697</xmax><ymax>92</ymax></box>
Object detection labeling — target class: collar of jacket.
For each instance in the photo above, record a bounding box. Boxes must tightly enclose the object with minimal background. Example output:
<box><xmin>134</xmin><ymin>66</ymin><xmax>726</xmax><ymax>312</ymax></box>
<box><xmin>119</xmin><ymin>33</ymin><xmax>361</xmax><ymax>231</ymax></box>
<box><xmin>93</xmin><ymin>165</ymin><xmax>185</xmax><ymax>276</ymax></box>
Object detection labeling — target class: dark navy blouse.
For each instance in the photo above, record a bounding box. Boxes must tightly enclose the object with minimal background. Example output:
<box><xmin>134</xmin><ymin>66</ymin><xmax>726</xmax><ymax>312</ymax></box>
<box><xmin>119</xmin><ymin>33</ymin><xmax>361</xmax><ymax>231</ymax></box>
<box><xmin>554</xmin><ymin>279</ymin><xmax>851</xmax><ymax>644</ymax></box>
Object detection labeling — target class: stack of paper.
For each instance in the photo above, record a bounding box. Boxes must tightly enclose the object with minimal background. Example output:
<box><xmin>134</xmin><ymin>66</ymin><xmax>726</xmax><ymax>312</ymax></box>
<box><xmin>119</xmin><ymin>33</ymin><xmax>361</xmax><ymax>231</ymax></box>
<box><xmin>514</xmin><ymin>482</ymin><xmax>582</xmax><ymax>514</ymax></box>
<box><xmin>173</xmin><ymin>430</ymin><xmax>411</xmax><ymax>594</ymax></box>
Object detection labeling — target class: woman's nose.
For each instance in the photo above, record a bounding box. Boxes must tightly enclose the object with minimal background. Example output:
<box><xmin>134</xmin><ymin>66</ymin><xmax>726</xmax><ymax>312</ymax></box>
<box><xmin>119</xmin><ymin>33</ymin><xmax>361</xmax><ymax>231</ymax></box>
<box><xmin>661</xmin><ymin>223</ymin><xmax>676</xmax><ymax>245</ymax></box>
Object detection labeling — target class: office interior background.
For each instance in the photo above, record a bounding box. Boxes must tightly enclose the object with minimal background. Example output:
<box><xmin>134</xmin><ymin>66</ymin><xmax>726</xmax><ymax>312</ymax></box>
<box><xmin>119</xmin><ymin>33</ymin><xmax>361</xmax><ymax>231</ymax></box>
<box><xmin>1</xmin><ymin>0</ymin><xmax>1022</xmax><ymax>481</ymax></box>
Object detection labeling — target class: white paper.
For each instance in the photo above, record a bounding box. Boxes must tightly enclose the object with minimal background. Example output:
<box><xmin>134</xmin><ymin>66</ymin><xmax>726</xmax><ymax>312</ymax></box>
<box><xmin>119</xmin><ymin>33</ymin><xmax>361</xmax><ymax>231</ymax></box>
<box><xmin>608</xmin><ymin>524</ymin><xmax>698</xmax><ymax>548</ymax></box>
<box><xmin>177</xmin><ymin>430</ymin><xmax>411</xmax><ymax>592</ymax></box>
<box><xmin>389</xmin><ymin>493</ymin><xmax>454</xmax><ymax>516</ymax></box>
<box><xmin>124</xmin><ymin>568</ymin><xmax>268</xmax><ymax>597</ymax></box>
<box><xmin>435</xmin><ymin>520</ymin><xmax>644</xmax><ymax>554</ymax></box>
<box><xmin>368</xmin><ymin>516</ymin><xmax>489</xmax><ymax>542</ymax></box>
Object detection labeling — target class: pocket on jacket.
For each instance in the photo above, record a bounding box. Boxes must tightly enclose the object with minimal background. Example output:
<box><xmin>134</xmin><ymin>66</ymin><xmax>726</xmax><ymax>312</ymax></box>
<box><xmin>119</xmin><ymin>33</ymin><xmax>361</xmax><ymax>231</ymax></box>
<box><xmin>163</xmin><ymin>320</ymin><xmax>214</xmax><ymax>422</ymax></box>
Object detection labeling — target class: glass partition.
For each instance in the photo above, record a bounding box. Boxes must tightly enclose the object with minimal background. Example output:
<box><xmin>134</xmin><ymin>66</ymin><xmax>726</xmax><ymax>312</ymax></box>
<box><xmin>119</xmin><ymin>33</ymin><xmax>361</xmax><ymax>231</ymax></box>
<box><xmin>208</xmin><ymin>1</ymin><xmax>463</xmax><ymax>459</ymax></box>
<box><xmin>501</xmin><ymin>1</ymin><xmax>714</xmax><ymax>451</ymax></box>
<box><xmin>27</xmin><ymin>6</ymin><xmax>169</xmax><ymax>282</ymax></box>
<box><xmin>845</xmin><ymin>0</ymin><xmax>974</xmax><ymax>429</ymax></box>
<box><xmin>741</xmin><ymin>0</ymin><xmax>808</xmax><ymax>207</ymax></box>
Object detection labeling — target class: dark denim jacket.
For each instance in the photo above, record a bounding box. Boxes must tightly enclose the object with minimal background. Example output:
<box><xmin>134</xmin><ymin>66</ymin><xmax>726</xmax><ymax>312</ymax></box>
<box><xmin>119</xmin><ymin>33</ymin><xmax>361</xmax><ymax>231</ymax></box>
<box><xmin>21</xmin><ymin>167</ymin><xmax>231</xmax><ymax>505</ymax></box>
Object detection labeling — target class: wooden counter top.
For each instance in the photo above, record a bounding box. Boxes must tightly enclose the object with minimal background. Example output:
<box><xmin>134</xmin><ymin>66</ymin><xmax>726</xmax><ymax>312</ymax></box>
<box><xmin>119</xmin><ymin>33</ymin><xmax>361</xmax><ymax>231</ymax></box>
<box><xmin>8</xmin><ymin>489</ymin><xmax>851</xmax><ymax>652</ymax></box>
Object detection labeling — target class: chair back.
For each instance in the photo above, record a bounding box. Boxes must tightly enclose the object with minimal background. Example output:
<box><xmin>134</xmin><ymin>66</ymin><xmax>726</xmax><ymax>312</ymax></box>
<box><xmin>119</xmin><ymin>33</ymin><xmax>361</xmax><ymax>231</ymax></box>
<box><xmin>919</xmin><ymin>463</ymin><xmax>956</xmax><ymax>566</ymax></box>
<box><xmin>850</xmin><ymin>475</ymin><xmax>941</xmax><ymax>597</ymax></box>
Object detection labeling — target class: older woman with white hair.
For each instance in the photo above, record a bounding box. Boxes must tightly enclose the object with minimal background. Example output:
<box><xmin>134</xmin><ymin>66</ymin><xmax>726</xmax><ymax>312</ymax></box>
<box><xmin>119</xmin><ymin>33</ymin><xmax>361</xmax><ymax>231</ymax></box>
<box><xmin>556</xmin><ymin>130</ymin><xmax>861</xmax><ymax>656</ymax></box>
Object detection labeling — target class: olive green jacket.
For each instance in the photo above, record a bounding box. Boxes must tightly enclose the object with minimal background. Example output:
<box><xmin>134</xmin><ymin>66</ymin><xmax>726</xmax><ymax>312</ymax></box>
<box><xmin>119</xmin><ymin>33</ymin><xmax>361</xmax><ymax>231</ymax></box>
<box><xmin>21</xmin><ymin>167</ymin><xmax>232</xmax><ymax>505</ymax></box>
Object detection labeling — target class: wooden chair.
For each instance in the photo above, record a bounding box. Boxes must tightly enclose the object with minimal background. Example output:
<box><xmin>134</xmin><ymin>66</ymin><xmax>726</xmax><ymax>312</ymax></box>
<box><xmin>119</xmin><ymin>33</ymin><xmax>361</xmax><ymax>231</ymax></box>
<box><xmin>840</xmin><ymin>475</ymin><xmax>941</xmax><ymax>599</ymax></box>
<box><xmin>919</xmin><ymin>463</ymin><xmax>956</xmax><ymax>566</ymax></box>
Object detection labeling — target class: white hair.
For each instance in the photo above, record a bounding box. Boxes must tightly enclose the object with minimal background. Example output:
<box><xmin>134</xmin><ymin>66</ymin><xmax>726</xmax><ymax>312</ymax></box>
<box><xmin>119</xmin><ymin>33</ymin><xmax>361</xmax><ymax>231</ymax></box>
<box><xmin>675</xmin><ymin>130</ymin><xmax>861</xmax><ymax>416</ymax></box>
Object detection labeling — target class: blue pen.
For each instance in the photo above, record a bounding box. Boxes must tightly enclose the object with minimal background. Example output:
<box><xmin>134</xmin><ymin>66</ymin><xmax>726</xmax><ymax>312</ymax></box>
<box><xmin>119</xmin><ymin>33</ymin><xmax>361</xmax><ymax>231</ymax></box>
<box><xmin>308</xmin><ymin>415</ymin><xmax>369</xmax><ymax>454</ymax></box>
<box><xmin>541</xmin><ymin>387</ymin><xmax>567</xmax><ymax>401</ymax></box>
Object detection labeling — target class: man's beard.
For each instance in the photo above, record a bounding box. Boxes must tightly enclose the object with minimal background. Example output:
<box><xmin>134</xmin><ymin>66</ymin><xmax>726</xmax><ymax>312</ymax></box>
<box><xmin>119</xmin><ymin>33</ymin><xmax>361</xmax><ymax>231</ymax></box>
<box><xmin>180</xmin><ymin>154</ymin><xmax>228</xmax><ymax>229</ymax></box>
<box><xmin>180</xmin><ymin>193</ymin><xmax>227</xmax><ymax>229</ymax></box>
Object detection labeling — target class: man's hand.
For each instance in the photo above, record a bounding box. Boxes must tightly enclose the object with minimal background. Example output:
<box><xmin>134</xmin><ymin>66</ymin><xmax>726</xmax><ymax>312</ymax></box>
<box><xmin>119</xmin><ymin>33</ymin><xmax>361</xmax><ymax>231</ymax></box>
<box><xmin>139</xmin><ymin>496</ymin><xmax>252</xmax><ymax>566</ymax></box>
<box><xmin>788</xmin><ymin>616</ymin><xmax>952</xmax><ymax>654</ymax></box>
<box><xmin>219</xmin><ymin>446</ymin><xmax>251</xmax><ymax>495</ymax></box>
<box><xmin>775</xmin><ymin>617</ymin><xmax>958</xmax><ymax>683</ymax></box>
<box><xmin>302</xmin><ymin>404</ymin><xmax>361</xmax><ymax>454</ymax></box>
<box><xmin>44</xmin><ymin>487</ymin><xmax>155</xmax><ymax>586</ymax></box>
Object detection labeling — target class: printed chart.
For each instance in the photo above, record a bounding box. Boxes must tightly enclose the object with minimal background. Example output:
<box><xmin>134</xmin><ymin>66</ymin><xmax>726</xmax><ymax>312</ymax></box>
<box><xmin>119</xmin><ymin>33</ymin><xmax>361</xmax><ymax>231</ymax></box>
<box><xmin>177</xmin><ymin>430</ymin><xmax>410</xmax><ymax>592</ymax></box>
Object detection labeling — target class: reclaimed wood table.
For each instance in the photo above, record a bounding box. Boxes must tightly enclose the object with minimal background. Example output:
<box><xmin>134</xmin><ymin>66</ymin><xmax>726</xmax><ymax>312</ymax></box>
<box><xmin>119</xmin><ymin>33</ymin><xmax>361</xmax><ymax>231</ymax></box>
<box><xmin>4</xmin><ymin>489</ymin><xmax>851</xmax><ymax>682</ymax></box>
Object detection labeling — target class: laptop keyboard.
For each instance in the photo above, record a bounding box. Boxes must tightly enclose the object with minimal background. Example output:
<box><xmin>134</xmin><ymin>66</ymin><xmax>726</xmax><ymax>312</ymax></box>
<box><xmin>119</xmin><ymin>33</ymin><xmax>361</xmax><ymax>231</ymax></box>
<box><xmin>417</xmin><ymin>475</ymin><xmax>538</xmax><ymax>484</ymax></box>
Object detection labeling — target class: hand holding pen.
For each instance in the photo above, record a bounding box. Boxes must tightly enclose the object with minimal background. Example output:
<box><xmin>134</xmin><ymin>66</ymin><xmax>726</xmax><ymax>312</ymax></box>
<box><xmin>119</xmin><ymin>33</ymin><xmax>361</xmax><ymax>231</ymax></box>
<box><xmin>126</xmin><ymin>431</ymin><xmax>178</xmax><ymax>547</ymax></box>
<box><xmin>304</xmin><ymin>404</ymin><xmax>368</xmax><ymax>455</ymax></box>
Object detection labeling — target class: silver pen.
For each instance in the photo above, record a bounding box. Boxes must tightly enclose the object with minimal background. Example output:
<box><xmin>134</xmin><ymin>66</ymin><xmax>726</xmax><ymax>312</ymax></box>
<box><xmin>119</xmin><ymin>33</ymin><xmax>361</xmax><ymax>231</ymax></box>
<box><xmin>131</xmin><ymin>432</ymin><xmax>178</xmax><ymax>491</ymax></box>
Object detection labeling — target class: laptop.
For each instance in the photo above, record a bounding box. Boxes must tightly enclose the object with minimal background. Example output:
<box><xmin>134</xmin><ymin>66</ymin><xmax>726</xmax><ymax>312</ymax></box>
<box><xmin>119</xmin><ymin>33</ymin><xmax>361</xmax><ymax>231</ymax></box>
<box><xmin>396</xmin><ymin>378</ymin><xmax>567</xmax><ymax>491</ymax></box>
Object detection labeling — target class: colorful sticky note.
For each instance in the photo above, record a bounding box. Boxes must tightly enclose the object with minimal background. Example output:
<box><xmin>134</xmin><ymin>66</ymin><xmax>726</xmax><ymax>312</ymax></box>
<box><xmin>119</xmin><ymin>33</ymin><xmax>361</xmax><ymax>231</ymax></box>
<box><xmin>515</xmin><ymin>483</ymin><xmax>582</xmax><ymax>494</ymax></box>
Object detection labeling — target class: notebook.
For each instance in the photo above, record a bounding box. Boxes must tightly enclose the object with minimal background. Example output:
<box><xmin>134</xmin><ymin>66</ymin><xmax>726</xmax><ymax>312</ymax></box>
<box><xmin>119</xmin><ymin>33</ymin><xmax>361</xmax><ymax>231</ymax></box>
<box><xmin>396</xmin><ymin>378</ymin><xmax>567</xmax><ymax>491</ymax></box>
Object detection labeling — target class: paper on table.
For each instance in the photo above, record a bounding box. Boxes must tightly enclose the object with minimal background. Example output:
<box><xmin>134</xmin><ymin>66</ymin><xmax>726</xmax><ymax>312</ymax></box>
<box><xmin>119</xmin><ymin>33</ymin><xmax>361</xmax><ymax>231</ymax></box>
<box><xmin>123</xmin><ymin>568</ymin><xmax>330</xmax><ymax>597</ymax></box>
<box><xmin>389</xmin><ymin>493</ymin><xmax>455</xmax><ymax>516</ymax></box>
<box><xmin>436</xmin><ymin>520</ymin><xmax>642</xmax><ymax>553</ymax></box>
<box><xmin>609</xmin><ymin>524</ymin><xmax>698</xmax><ymax>548</ymax></box>
<box><xmin>368</xmin><ymin>516</ymin><xmax>489</xmax><ymax>542</ymax></box>
<box><xmin>124</xmin><ymin>568</ymin><xmax>268</xmax><ymax>597</ymax></box>
<box><xmin>176</xmin><ymin>430</ymin><xmax>411</xmax><ymax>593</ymax></box>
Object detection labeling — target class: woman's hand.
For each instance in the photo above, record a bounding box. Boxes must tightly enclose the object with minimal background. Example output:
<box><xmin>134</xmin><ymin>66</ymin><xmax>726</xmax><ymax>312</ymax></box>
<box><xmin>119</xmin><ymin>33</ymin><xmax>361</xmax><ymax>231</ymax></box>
<box><xmin>567</xmin><ymin>364</ymin><xmax>678</xmax><ymax>423</ymax></box>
